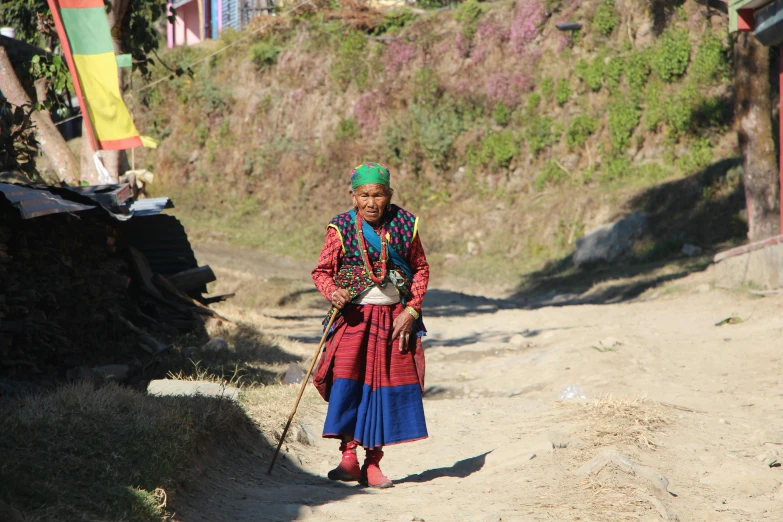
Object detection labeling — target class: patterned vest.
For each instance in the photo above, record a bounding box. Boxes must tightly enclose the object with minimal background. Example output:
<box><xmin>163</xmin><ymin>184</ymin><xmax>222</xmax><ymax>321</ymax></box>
<box><xmin>328</xmin><ymin>204</ymin><xmax>418</xmax><ymax>301</ymax></box>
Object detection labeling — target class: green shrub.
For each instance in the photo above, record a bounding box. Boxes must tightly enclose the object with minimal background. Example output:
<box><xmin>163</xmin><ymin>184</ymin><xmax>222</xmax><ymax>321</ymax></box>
<box><xmin>644</xmin><ymin>79</ymin><xmax>664</xmax><ymax>131</ymax></box>
<box><xmin>663</xmin><ymin>82</ymin><xmax>699</xmax><ymax>139</ymax></box>
<box><xmin>625</xmin><ymin>50</ymin><xmax>651</xmax><ymax>97</ymax></box>
<box><xmin>469</xmin><ymin>131</ymin><xmax>517</xmax><ymax>169</ymax></box>
<box><xmin>455</xmin><ymin>0</ymin><xmax>482</xmax><ymax>41</ymax></box>
<box><xmin>177</xmin><ymin>78</ymin><xmax>231</xmax><ymax>115</ymax></box>
<box><xmin>651</xmin><ymin>28</ymin><xmax>691</xmax><ymax>82</ymax></box>
<box><xmin>575</xmin><ymin>56</ymin><xmax>604</xmax><ymax>91</ymax></box>
<box><xmin>526</xmin><ymin>92</ymin><xmax>541</xmax><ymax>113</ymax></box>
<box><xmin>566</xmin><ymin>115</ymin><xmax>598</xmax><ymax>150</ymax></box>
<box><xmin>691</xmin><ymin>32</ymin><xmax>729</xmax><ymax>84</ymax></box>
<box><xmin>533</xmin><ymin>161</ymin><xmax>568</xmax><ymax>191</ymax></box>
<box><xmin>417</xmin><ymin>0</ymin><xmax>454</xmax><ymax>8</ymax></box>
<box><xmin>331</xmin><ymin>30</ymin><xmax>368</xmax><ymax>89</ymax></box>
<box><xmin>413</xmin><ymin>67</ymin><xmax>440</xmax><ymax>105</ymax></box>
<box><xmin>608</xmin><ymin>97</ymin><xmax>640</xmax><ymax>152</ymax></box>
<box><xmin>371</xmin><ymin>9</ymin><xmax>418</xmax><ymax>36</ymax></box>
<box><xmin>336</xmin><ymin>117</ymin><xmax>360</xmax><ymax>140</ymax></box>
<box><xmin>383</xmin><ymin>120</ymin><xmax>409</xmax><ymax>164</ymax></box>
<box><xmin>525</xmin><ymin>116</ymin><xmax>554</xmax><ymax>155</ymax></box>
<box><xmin>676</xmin><ymin>137</ymin><xmax>713</xmax><ymax>173</ymax></box>
<box><xmin>249</xmin><ymin>40</ymin><xmax>281</xmax><ymax>71</ymax></box>
<box><xmin>604</xmin><ymin>56</ymin><xmax>623</xmax><ymax>93</ymax></box>
<box><xmin>492</xmin><ymin>102</ymin><xmax>510</xmax><ymax>126</ymax></box>
<box><xmin>598</xmin><ymin>155</ymin><xmax>633</xmax><ymax>183</ymax></box>
<box><xmin>410</xmin><ymin>101</ymin><xmax>462</xmax><ymax>168</ymax></box>
<box><xmin>593</xmin><ymin>0</ymin><xmax>619</xmax><ymax>36</ymax></box>
<box><xmin>541</xmin><ymin>77</ymin><xmax>554</xmax><ymax>100</ymax></box>
<box><xmin>555</xmin><ymin>79</ymin><xmax>571</xmax><ymax>106</ymax></box>
<box><xmin>195</xmin><ymin>123</ymin><xmax>209</xmax><ymax>146</ymax></box>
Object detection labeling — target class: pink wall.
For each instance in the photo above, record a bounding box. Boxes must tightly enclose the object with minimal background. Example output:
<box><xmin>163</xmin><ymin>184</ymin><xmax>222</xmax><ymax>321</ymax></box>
<box><xmin>168</xmin><ymin>0</ymin><xmax>203</xmax><ymax>48</ymax></box>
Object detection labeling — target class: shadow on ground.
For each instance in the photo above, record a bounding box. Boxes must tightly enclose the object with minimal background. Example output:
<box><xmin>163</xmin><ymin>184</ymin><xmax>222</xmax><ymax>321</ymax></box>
<box><xmin>396</xmin><ymin>452</ymin><xmax>490</xmax><ymax>483</ymax></box>
<box><xmin>422</xmin><ymin>159</ymin><xmax>745</xmax><ymax>317</ymax></box>
<box><xmin>508</xmin><ymin>158</ymin><xmax>745</xmax><ymax>307</ymax></box>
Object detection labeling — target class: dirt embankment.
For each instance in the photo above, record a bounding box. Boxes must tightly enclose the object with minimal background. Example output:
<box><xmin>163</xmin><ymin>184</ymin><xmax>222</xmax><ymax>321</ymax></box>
<box><xmin>133</xmin><ymin>0</ymin><xmax>742</xmax><ymax>285</ymax></box>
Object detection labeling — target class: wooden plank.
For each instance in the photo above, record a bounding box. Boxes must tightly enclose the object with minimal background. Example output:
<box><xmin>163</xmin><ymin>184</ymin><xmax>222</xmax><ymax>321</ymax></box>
<box><xmin>127</xmin><ymin>247</ymin><xmax>165</xmax><ymax>300</ymax></box>
<box><xmin>167</xmin><ymin>265</ymin><xmax>216</xmax><ymax>293</ymax></box>
<box><xmin>152</xmin><ymin>273</ymin><xmax>235</xmax><ymax>325</ymax></box>
<box><xmin>200</xmin><ymin>293</ymin><xmax>235</xmax><ymax>305</ymax></box>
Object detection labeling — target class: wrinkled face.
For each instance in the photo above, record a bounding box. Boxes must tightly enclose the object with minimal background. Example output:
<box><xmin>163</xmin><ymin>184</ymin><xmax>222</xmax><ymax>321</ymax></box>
<box><xmin>351</xmin><ymin>183</ymin><xmax>392</xmax><ymax>226</ymax></box>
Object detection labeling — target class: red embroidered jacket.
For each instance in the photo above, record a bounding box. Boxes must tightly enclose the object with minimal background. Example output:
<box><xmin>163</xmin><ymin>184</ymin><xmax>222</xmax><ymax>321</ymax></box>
<box><xmin>312</xmin><ymin>227</ymin><xmax>430</xmax><ymax>313</ymax></box>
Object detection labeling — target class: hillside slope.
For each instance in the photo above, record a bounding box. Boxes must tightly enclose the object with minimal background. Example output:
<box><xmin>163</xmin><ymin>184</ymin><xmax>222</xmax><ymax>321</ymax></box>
<box><xmin>134</xmin><ymin>0</ymin><xmax>743</xmax><ymax>290</ymax></box>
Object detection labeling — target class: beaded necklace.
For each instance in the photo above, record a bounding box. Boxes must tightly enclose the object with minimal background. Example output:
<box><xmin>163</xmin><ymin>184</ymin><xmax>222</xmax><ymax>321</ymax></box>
<box><xmin>355</xmin><ymin>211</ymin><xmax>388</xmax><ymax>285</ymax></box>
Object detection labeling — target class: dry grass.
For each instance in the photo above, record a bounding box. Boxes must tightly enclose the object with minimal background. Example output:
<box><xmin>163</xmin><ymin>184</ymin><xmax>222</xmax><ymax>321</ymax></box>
<box><xmin>0</xmin><ymin>382</ymin><xmax>252</xmax><ymax>521</ymax></box>
<box><xmin>579</xmin><ymin>395</ymin><xmax>670</xmax><ymax>450</ymax></box>
<box><xmin>244</xmin><ymin>382</ymin><xmax>323</xmax><ymax>443</ymax></box>
<box><xmin>166</xmin><ymin>322</ymin><xmax>306</xmax><ymax>387</ymax></box>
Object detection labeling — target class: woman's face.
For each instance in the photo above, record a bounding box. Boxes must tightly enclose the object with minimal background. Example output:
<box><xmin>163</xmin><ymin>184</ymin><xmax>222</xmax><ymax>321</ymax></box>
<box><xmin>352</xmin><ymin>183</ymin><xmax>391</xmax><ymax>227</ymax></box>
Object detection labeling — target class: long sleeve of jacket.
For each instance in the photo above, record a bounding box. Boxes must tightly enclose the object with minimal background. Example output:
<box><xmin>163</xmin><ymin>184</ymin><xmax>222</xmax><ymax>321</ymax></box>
<box><xmin>312</xmin><ymin>227</ymin><xmax>343</xmax><ymax>301</ymax></box>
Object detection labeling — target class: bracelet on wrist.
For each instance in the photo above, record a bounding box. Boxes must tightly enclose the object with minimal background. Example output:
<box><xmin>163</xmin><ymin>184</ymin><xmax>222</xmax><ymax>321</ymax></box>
<box><xmin>404</xmin><ymin>306</ymin><xmax>420</xmax><ymax>319</ymax></box>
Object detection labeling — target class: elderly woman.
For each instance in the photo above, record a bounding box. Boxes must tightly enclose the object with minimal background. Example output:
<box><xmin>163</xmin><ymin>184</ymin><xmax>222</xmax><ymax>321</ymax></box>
<box><xmin>312</xmin><ymin>162</ymin><xmax>429</xmax><ymax>488</ymax></box>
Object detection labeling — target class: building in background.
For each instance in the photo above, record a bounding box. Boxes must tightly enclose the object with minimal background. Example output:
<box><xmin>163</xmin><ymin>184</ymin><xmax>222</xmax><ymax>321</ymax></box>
<box><xmin>167</xmin><ymin>0</ymin><xmax>274</xmax><ymax>47</ymax></box>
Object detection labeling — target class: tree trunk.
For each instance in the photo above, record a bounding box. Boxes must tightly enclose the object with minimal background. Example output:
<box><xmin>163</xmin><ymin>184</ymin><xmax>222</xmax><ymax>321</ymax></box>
<box><xmin>734</xmin><ymin>33</ymin><xmax>781</xmax><ymax>241</ymax></box>
<box><xmin>80</xmin><ymin>120</ymin><xmax>103</xmax><ymax>185</ymax></box>
<box><xmin>0</xmin><ymin>45</ymin><xmax>79</xmax><ymax>185</ymax></box>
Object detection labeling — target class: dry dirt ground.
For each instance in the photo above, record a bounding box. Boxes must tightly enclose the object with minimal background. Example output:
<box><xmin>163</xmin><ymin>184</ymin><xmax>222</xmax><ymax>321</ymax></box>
<box><xmin>172</xmin><ymin>241</ymin><xmax>783</xmax><ymax>522</ymax></box>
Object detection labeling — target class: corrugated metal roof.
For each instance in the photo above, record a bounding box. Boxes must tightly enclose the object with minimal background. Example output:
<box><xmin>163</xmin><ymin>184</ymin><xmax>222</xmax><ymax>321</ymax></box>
<box><xmin>128</xmin><ymin>197</ymin><xmax>174</xmax><ymax>216</ymax></box>
<box><xmin>0</xmin><ymin>183</ymin><xmax>95</xmax><ymax>219</ymax></box>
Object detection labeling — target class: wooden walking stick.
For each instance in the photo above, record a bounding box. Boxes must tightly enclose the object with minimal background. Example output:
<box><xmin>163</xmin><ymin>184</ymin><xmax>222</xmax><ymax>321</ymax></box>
<box><xmin>267</xmin><ymin>309</ymin><xmax>338</xmax><ymax>475</ymax></box>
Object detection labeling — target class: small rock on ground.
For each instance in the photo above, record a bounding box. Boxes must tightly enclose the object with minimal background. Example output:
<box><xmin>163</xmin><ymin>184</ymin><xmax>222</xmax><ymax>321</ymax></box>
<box><xmin>147</xmin><ymin>379</ymin><xmax>240</xmax><ymax>400</ymax></box>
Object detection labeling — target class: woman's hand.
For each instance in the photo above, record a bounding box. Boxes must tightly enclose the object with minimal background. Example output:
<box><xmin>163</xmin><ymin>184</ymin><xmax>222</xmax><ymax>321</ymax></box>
<box><xmin>391</xmin><ymin>310</ymin><xmax>415</xmax><ymax>353</ymax></box>
<box><xmin>331</xmin><ymin>289</ymin><xmax>351</xmax><ymax>310</ymax></box>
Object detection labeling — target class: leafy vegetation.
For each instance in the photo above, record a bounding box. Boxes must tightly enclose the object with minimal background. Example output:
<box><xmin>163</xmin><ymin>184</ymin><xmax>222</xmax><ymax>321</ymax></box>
<box><xmin>526</xmin><ymin>116</ymin><xmax>554</xmax><ymax>155</ymax></box>
<box><xmin>555</xmin><ymin>79</ymin><xmax>571</xmax><ymax>106</ymax></box>
<box><xmin>455</xmin><ymin>0</ymin><xmax>483</xmax><ymax>41</ymax></box>
<box><xmin>575</xmin><ymin>55</ymin><xmax>604</xmax><ymax>92</ymax></box>
<box><xmin>604</xmin><ymin>56</ymin><xmax>623</xmax><ymax>93</ymax></box>
<box><xmin>540</xmin><ymin>77</ymin><xmax>554</xmax><ymax>100</ymax></box>
<box><xmin>492</xmin><ymin>102</ymin><xmax>510</xmax><ymax>126</ymax></box>
<box><xmin>691</xmin><ymin>32</ymin><xmax>729</xmax><ymax>84</ymax></box>
<box><xmin>593</xmin><ymin>0</ymin><xmax>619</xmax><ymax>36</ymax></box>
<box><xmin>651</xmin><ymin>28</ymin><xmax>691</xmax><ymax>82</ymax></box>
<box><xmin>533</xmin><ymin>160</ymin><xmax>568</xmax><ymax>190</ymax></box>
<box><xmin>249</xmin><ymin>40</ymin><xmax>282</xmax><ymax>70</ymax></box>
<box><xmin>625</xmin><ymin>50</ymin><xmax>651</xmax><ymax>97</ymax></box>
<box><xmin>336</xmin><ymin>117</ymin><xmax>360</xmax><ymax>140</ymax></box>
<box><xmin>566</xmin><ymin>115</ymin><xmax>598</xmax><ymax>150</ymax></box>
<box><xmin>469</xmin><ymin>130</ymin><xmax>517</xmax><ymax>170</ymax></box>
<box><xmin>608</xmin><ymin>97</ymin><xmax>641</xmax><ymax>152</ymax></box>
<box><xmin>331</xmin><ymin>30</ymin><xmax>369</xmax><ymax>88</ymax></box>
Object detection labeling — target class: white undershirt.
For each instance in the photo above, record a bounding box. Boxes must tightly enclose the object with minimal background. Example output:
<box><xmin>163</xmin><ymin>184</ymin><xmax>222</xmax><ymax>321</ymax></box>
<box><xmin>355</xmin><ymin>284</ymin><xmax>400</xmax><ymax>305</ymax></box>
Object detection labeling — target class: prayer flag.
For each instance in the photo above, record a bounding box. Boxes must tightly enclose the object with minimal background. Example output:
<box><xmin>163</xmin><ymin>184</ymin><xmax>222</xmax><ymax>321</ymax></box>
<box><xmin>47</xmin><ymin>0</ymin><xmax>143</xmax><ymax>150</ymax></box>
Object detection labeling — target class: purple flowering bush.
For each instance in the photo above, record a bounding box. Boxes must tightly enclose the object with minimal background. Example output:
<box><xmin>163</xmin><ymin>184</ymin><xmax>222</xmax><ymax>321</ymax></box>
<box><xmin>353</xmin><ymin>91</ymin><xmax>386</xmax><ymax>135</ymax></box>
<box><xmin>485</xmin><ymin>73</ymin><xmax>530</xmax><ymax>107</ymax></box>
<box><xmin>384</xmin><ymin>41</ymin><xmax>417</xmax><ymax>74</ymax></box>
<box><xmin>510</xmin><ymin>0</ymin><xmax>543</xmax><ymax>54</ymax></box>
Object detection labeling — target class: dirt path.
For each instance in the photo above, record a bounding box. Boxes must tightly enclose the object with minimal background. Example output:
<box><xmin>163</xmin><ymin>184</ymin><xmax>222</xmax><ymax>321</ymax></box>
<box><xmin>174</xmin><ymin>243</ymin><xmax>783</xmax><ymax>522</ymax></box>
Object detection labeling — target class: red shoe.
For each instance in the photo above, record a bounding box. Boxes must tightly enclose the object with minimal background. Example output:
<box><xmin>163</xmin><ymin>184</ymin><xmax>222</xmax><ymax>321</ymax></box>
<box><xmin>361</xmin><ymin>448</ymin><xmax>394</xmax><ymax>488</ymax></box>
<box><xmin>327</xmin><ymin>440</ymin><xmax>361</xmax><ymax>482</ymax></box>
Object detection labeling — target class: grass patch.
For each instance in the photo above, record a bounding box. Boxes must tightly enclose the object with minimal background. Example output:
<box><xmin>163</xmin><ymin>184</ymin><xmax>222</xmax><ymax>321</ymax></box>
<box><xmin>575</xmin><ymin>395</ymin><xmax>670</xmax><ymax>450</ymax></box>
<box><xmin>0</xmin><ymin>382</ymin><xmax>251</xmax><ymax>521</ymax></box>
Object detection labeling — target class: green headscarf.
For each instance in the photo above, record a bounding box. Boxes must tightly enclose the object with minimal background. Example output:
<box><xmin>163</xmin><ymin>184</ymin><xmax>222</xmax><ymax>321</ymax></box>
<box><xmin>350</xmin><ymin>162</ymin><xmax>391</xmax><ymax>190</ymax></box>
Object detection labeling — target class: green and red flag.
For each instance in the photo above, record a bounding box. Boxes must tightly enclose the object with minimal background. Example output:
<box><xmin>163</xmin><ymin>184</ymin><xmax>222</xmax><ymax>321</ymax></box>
<box><xmin>46</xmin><ymin>0</ymin><xmax>146</xmax><ymax>150</ymax></box>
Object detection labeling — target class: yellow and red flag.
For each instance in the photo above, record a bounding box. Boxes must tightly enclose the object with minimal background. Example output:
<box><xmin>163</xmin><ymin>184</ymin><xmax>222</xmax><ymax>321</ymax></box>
<box><xmin>47</xmin><ymin>0</ymin><xmax>143</xmax><ymax>150</ymax></box>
